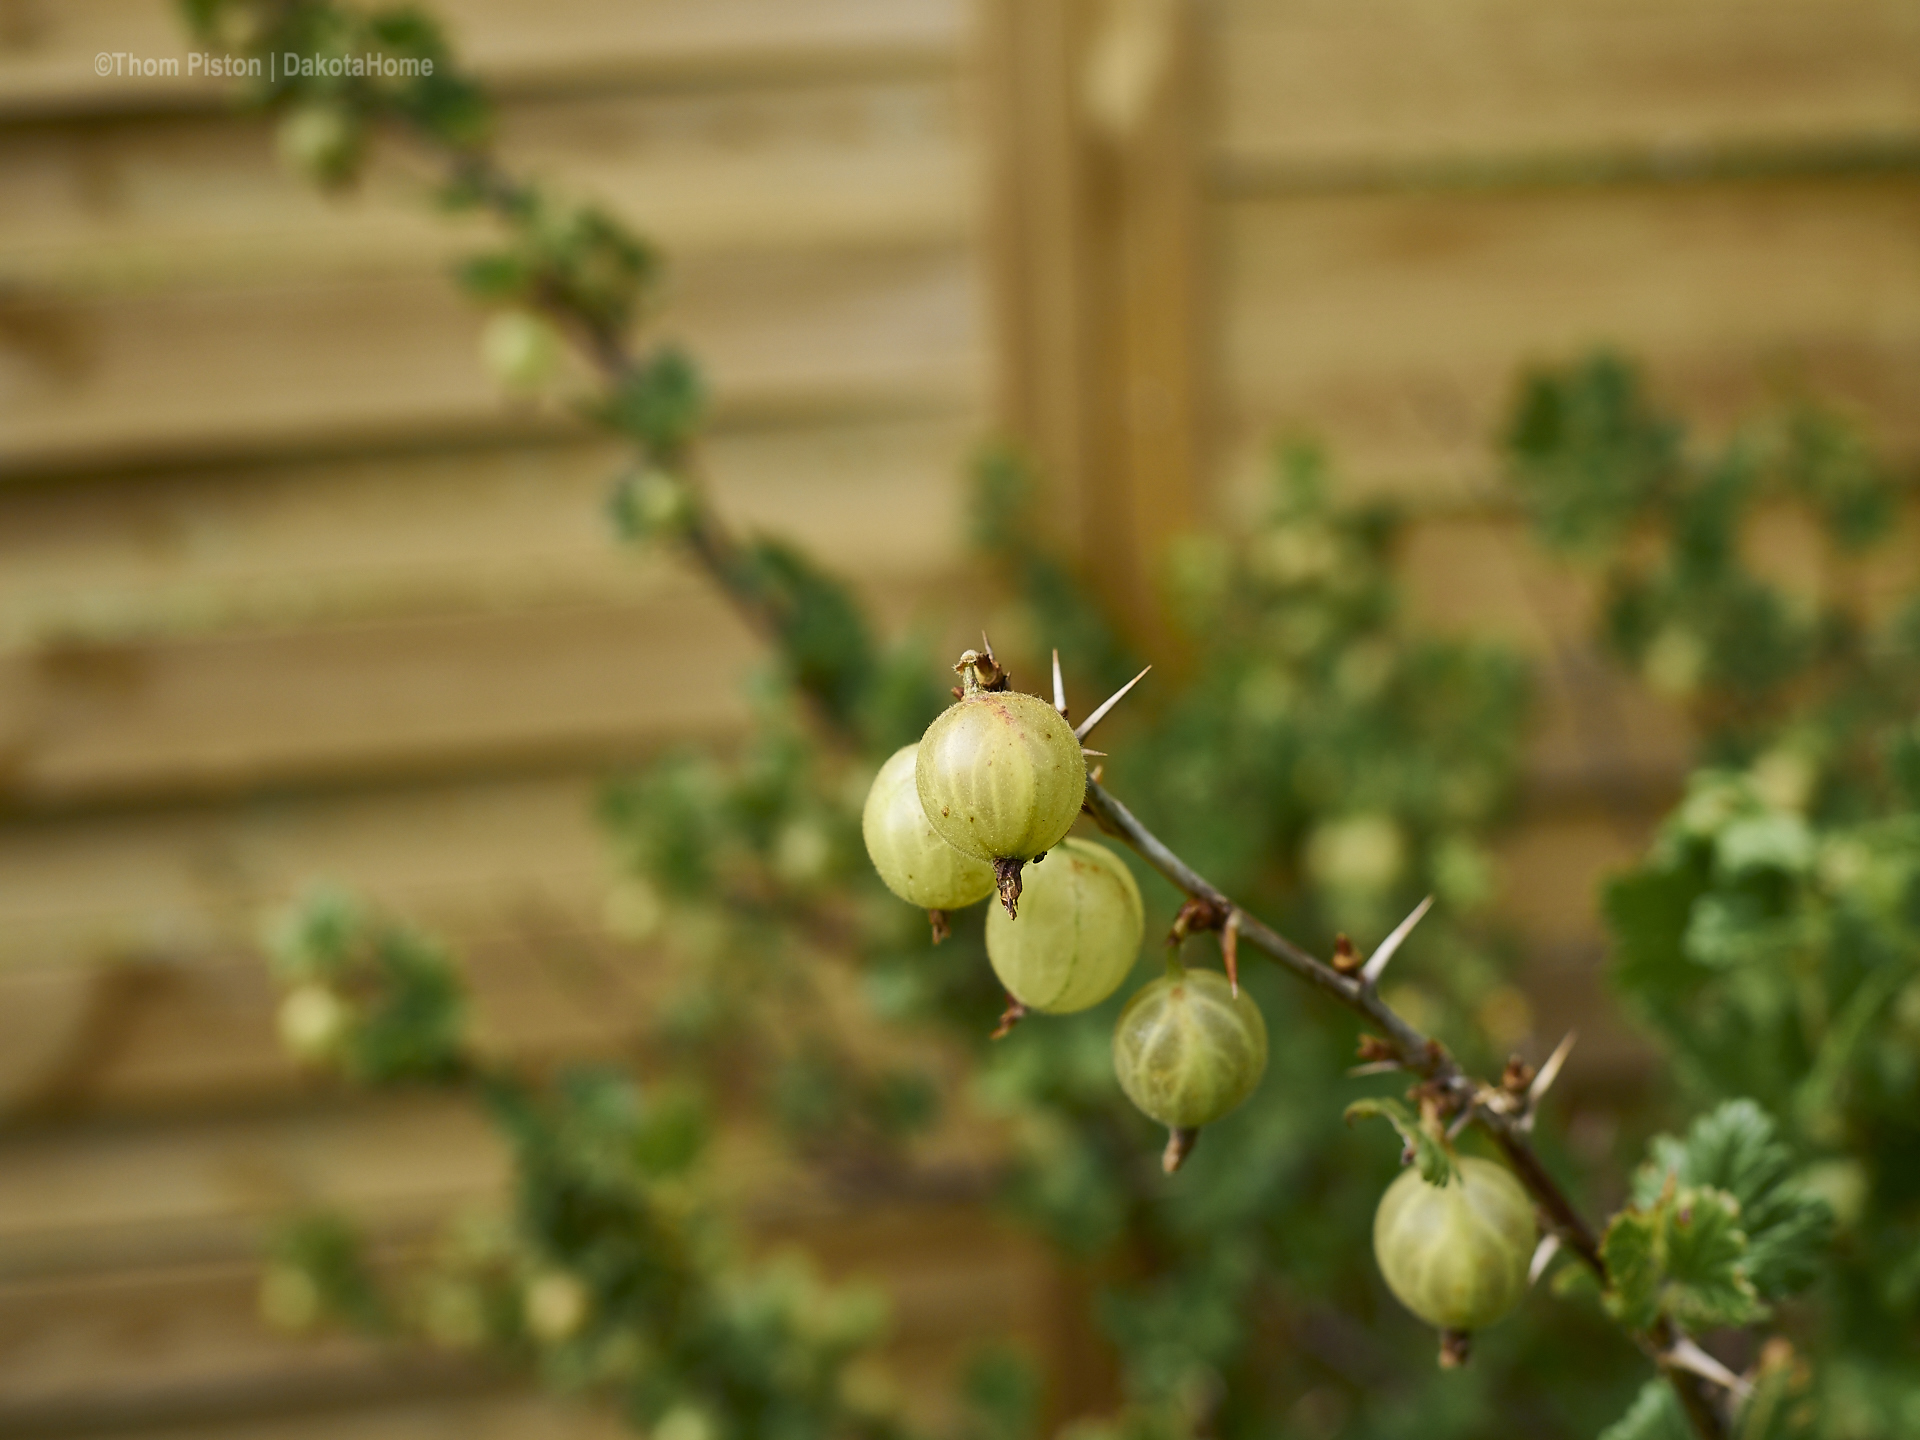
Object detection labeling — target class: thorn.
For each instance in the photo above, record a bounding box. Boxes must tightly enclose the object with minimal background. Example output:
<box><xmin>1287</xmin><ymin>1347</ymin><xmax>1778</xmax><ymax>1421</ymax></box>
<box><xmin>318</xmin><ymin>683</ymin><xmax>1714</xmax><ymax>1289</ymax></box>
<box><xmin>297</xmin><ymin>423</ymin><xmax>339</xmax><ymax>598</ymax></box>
<box><xmin>1080</xmin><ymin>748</ymin><xmax>1107</xmax><ymax>758</ymax></box>
<box><xmin>1525</xmin><ymin>1031</ymin><xmax>1577</xmax><ymax>1122</ymax></box>
<box><xmin>1074</xmin><ymin>665</ymin><xmax>1151</xmax><ymax>741</ymax></box>
<box><xmin>927</xmin><ymin>909</ymin><xmax>951</xmax><ymax>945</ymax></box>
<box><xmin>990</xmin><ymin>996</ymin><xmax>1028</xmax><ymax>1040</ymax></box>
<box><xmin>1445</xmin><ymin>1104</ymin><xmax>1475</xmax><ymax>1142</ymax></box>
<box><xmin>1162</xmin><ymin>1126</ymin><xmax>1200</xmax><ymax>1174</ymax></box>
<box><xmin>1052</xmin><ymin>649</ymin><xmax>1068</xmax><ymax>718</ymax></box>
<box><xmin>1330</xmin><ymin>934</ymin><xmax>1361</xmax><ymax>974</ymax></box>
<box><xmin>1528</xmin><ymin>1234</ymin><xmax>1561</xmax><ymax>1286</ymax></box>
<box><xmin>1089</xmin><ymin>764</ymin><xmax>1103</xmax><ymax>783</ymax></box>
<box><xmin>1360</xmin><ymin>895</ymin><xmax>1434</xmax><ymax>988</ymax></box>
<box><xmin>1345</xmin><ymin>1060</ymin><xmax>1402</xmax><ymax>1077</ymax></box>
<box><xmin>980</xmin><ymin>630</ymin><xmax>995</xmax><ymax>666</ymax></box>
<box><xmin>1222</xmin><ymin>910</ymin><xmax>1241</xmax><ymax>995</ymax></box>
<box><xmin>1666</xmin><ymin>1337</ymin><xmax>1753</xmax><ymax>1400</ymax></box>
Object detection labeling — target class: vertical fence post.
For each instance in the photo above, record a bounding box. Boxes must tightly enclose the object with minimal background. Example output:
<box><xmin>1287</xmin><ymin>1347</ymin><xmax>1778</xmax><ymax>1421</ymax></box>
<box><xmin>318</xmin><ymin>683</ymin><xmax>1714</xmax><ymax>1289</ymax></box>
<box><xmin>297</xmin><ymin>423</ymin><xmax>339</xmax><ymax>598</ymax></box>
<box><xmin>979</xmin><ymin>0</ymin><xmax>1207</xmax><ymax>654</ymax></box>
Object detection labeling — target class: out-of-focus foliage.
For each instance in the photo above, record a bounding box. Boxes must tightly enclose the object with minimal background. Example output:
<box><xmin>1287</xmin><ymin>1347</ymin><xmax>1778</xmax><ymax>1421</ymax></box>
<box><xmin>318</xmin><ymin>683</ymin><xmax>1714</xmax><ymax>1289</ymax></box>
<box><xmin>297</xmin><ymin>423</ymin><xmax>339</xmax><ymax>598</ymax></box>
<box><xmin>1510</xmin><ymin>357</ymin><xmax>1920</xmax><ymax>1437</ymax></box>
<box><xmin>185</xmin><ymin>2</ymin><xmax>1905</xmax><ymax>1435</ymax></box>
<box><xmin>262</xmin><ymin>894</ymin><xmax>917</xmax><ymax>1440</ymax></box>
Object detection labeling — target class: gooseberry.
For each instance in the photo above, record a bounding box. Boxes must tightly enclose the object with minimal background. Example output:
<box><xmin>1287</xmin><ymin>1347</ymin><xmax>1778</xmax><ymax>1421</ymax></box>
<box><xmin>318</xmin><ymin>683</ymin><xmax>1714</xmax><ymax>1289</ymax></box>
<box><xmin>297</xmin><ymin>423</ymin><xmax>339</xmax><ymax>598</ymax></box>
<box><xmin>1372</xmin><ymin>1156</ymin><xmax>1535</xmax><ymax>1335</ymax></box>
<box><xmin>277</xmin><ymin>983</ymin><xmax>350</xmax><ymax>1062</ymax></box>
<box><xmin>1113</xmin><ymin>965</ymin><xmax>1268</xmax><ymax>1138</ymax></box>
<box><xmin>862</xmin><ymin>744</ymin><xmax>996</xmax><ymax>912</ymax></box>
<box><xmin>916</xmin><ymin>649</ymin><xmax>1086</xmax><ymax>915</ymax></box>
<box><xmin>481</xmin><ymin>309</ymin><xmax>563</xmax><ymax>392</ymax></box>
<box><xmin>275</xmin><ymin>103</ymin><xmax>361</xmax><ymax>185</ymax></box>
<box><xmin>986</xmin><ymin>838</ymin><xmax>1142</xmax><ymax>1013</ymax></box>
<box><xmin>523</xmin><ymin>1269</ymin><xmax>591</xmax><ymax>1342</ymax></box>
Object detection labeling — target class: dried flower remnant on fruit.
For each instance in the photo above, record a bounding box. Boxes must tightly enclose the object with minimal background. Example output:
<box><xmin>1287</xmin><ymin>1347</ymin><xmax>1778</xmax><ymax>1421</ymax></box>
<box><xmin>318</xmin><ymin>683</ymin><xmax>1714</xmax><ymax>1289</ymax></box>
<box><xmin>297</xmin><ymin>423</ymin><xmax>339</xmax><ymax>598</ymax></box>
<box><xmin>917</xmin><ymin>648</ymin><xmax>1087</xmax><ymax>917</ymax></box>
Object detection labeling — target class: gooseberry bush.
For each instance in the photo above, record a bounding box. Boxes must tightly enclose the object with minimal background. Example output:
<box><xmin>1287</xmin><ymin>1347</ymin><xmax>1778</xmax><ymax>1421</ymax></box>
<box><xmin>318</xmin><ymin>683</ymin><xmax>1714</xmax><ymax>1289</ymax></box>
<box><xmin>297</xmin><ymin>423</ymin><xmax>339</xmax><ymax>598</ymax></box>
<box><xmin>179</xmin><ymin>4</ymin><xmax>1917</xmax><ymax>1438</ymax></box>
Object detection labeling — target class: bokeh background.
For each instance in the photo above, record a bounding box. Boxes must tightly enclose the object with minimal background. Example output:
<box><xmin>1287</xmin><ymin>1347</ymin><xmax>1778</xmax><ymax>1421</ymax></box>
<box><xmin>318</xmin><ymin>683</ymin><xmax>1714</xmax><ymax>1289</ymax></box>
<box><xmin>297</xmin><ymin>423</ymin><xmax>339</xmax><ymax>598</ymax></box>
<box><xmin>1</xmin><ymin>1</ymin><xmax>1916</xmax><ymax>1436</ymax></box>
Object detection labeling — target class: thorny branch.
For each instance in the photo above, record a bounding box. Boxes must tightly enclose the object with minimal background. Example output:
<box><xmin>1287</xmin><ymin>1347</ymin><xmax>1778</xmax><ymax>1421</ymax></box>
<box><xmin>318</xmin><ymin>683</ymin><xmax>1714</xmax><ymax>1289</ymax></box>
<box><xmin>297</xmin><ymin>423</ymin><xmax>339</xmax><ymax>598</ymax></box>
<box><xmin>1081</xmin><ymin>780</ymin><xmax>1729</xmax><ymax>1439</ymax></box>
<box><xmin>385</xmin><ymin>101</ymin><xmax>1732</xmax><ymax>1440</ymax></box>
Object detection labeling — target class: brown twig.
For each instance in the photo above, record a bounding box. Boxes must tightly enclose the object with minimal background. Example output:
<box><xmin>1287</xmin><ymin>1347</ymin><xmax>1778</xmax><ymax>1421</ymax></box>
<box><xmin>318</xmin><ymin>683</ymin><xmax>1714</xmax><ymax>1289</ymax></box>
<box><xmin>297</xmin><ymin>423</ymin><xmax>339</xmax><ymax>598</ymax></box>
<box><xmin>389</xmin><ymin>100</ymin><xmax>1728</xmax><ymax>1440</ymax></box>
<box><xmin>1080</xmin><ymin>779</ymin><xmax>1728</xmax><ymax>1438</ymax></box>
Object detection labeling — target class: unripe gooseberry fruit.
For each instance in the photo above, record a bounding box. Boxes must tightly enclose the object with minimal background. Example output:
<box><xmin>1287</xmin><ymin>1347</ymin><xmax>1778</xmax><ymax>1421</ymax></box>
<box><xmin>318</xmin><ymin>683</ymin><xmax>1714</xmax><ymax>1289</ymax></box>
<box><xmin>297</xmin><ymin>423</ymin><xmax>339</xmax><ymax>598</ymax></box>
<box><xmin>916</xmin><ymin>651</ymin><xmax>1086</xmax><ymax>915</ymax></box>
<box><xmin>862</xmin><ymin>745</ymin><xmax>996</xmax><ymax>911</ymax></box>
<box><xmin>986</xmin><ymin>838</ymin><xmax>1142</xmax><ymax>1012</ymax></box>
<box><xmin>1113</xmin><ymin>967</ymin><xmax>1268</xmax><ymax>1130</ymax></box>
<box><xmin>276</xmin><ymin>103</ymin><xmax>361</xmax><ymax>185</ymax></box>
<box><xmin>1372</xmin><ymin>1157</ymin><xmax>1536</xmax><ymax>1334</ymax></box>
<box><xmin>277</xmin><ymin>983</ymin><xmax>350</xmax><ymax>1062</ymax></box>
<box><xmin>523</xmin><ymin>1269</ymin><xmax>591</xmax><ymax>1342</ymax></box>
<box><xmin>481</xmin><ymin>309</ymin><xmax>562</xmax><ymax>392</ymax></box>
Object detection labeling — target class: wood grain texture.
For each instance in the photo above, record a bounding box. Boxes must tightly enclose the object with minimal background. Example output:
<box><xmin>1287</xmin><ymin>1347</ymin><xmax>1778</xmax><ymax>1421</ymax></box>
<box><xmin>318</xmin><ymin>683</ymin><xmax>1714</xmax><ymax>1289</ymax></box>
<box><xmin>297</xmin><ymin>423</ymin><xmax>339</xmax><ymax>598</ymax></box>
<box><xmin>0</xmin><ymin>931</ymin><xmax>663</xmax><ymax>1121</ymax></box>
<box><xmin>0</xmin><ymin>0</ymin><xmax>965</xmax><ymax>118</ymax></box>
<box><xmin>0</xmin><ymin>1200</ymin><xmax>1056</xmax><ymax>1437</ymax></box>
<box><xmin>1217</xmin><ymin>176</ymin><xmax>1920</xmax><ymax>499</ymax></box>
<box><xmin>0</xmin><ymin>416</ymin><xmax>977</xmax><ymax>650</ymax></box>
<box><xmin>0</xmin><ymin>77</ymin><xmax>973</xmax><ymax>293</ymax></box>
<box><xmin>1212</xmin><ymin>0</ymin><xmax>1920</xmax><ymax>176</ymax></box>
<box><xmin>0</xmin><ymin>244</ymin><xmax>986</xmax><ymax>477</ymax></box>
<box><xmin>0</xmin><ymin>770</ymin><xmax>614</xmax><ymax>974</ymax></box>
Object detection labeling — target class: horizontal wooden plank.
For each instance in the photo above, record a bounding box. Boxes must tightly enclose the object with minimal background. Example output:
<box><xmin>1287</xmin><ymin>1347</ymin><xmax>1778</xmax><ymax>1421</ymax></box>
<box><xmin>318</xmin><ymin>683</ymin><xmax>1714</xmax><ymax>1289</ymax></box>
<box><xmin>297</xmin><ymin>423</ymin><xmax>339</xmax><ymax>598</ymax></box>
<box><xmin>0</xmin><ymin>594</ymin><xmax>758</xmax><ymax>805</ymax></box>
<box><xmin>0</xmin><ymin>1071</ymin><xmax>1007</xmax><ymax>1277</ymax></box>
<box><xmin>0</xmin><ymin>1200</ymin><xmax>1054</xmax><ymax>1437</ymax></box>
<box><xmin>0</xmin><ymin>929</ymin><xmax>665</xmax><ymax>1122</ymax></box>
<box><xmin>0</xmin><ymin>76</ymin><xmax>972</xmax><ymax>294</ymax></box>
<box><xmin>0</xmin><ymin>0</ymin><xmax>964</xmax><ymax>120</ymax></box>
<box><xmin>17</xmin><ymin>1385</ymin><xmax>630</xmax><ymax>1440</ymax></box>
<box><xmin>0</xmin><ymin>243</ymin><xmax>986</xmax><ymax>477</ymax></box>
<box><xmin>1217</xmin><ymin>175</ymin><xmax>1920</xmax><ymax>499</ymax></box>
<box><xmin>0</xmin><ymin>1094</ymin><xmax>508</xmax><ymax>1279</ymax></box>
<box><xmin>1213</xmin><ymin>0</ymin><xmax>1920</xmax><ymax>177</ymax></box>
<box><xmin>0</xmin><ymin>413</ymin><xmax>979</xmax><ymax>651</ymax></box>
<box><xmin>0</xmin><ymin>770</ymin><xmax>618</xmax><ymax>975</ymax></box>
<box><xmin>0</xmin><ymin>558</ymin><xmax>980</xmax><ymax>807</ymax></box>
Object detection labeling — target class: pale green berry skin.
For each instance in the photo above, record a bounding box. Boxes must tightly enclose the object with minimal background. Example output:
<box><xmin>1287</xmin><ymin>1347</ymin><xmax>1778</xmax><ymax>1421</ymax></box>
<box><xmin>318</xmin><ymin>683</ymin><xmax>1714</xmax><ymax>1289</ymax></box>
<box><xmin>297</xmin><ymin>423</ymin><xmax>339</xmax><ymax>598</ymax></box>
<box><xmin>482</xmin><ymin>310</ymin><xmax>562</xmax><ymax>391</ymax></box>
<box><xmin>916</xmin><ymin>691</ymin><xmax>1086</xmax><ymax>863</ymax></box>
<box><xmin>276</xmin><ymin>103</ymin><xmax>360</xmax><ymax>184</ymax></box>
<box><xmin>986</xmin><ymin>838</ymin><xmax>1143</xmax><ymax>1012</ymax></box>
<box><xmin>1112</xmin><ymin>968</ymin><xmax>1268</xmax><ymax>1128</ymax></box>
<box><xmin>1373</xmin><ymin>1157</ymin><xmax>1536</xmax><ymax>1332</ymax></box>
<box><xmin>862</xmin><ymin>745</ymin><xmax>996</xmax><ymax>910</ymax></box>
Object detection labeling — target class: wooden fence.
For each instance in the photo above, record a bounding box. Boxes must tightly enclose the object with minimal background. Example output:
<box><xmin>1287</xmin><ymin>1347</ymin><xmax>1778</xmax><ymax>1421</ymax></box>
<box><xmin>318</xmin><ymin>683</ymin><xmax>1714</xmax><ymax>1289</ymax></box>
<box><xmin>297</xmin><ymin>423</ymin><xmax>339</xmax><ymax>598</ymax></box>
<box><xmin>2</xmin><ymin>0</ymin><xmax>1916</xmax><ymax>1434</ymax></box>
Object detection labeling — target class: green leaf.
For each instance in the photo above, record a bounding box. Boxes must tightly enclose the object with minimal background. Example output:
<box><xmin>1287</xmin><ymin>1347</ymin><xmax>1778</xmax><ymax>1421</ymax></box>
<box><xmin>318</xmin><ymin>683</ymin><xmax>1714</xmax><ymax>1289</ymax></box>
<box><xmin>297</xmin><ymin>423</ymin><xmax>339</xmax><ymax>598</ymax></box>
<box><xmin>455</xmin><ymin>251</ymin><xmax>530</xmax><ymax>301</ymax></box>
<box><xmin>1604</xmin><ymin>1183</ymin><xmax>1765</xmax><ymax>1332</ymax></box>
<box><xmin>1601</xmin><ymin>1205</ymin><xmax>1664</xmax><ymax>1331</ymax></box>
<box><xmin>600</xmin><ymin>348</ymin><xmax>706</xmax><ymax>457</ymax></box>
<box><xmin>1661</xmin><ymin>1186</ymin><xmax>1766</xmax><ymax>1330</ymax></box>
<box><xmin>1503</xmin><ymin>353</ymin><xmax>1682</xmax><ymax>553</ymax></box>
<box><xmin>1605</xmin><ymin>858</ymin><xmax>1711</xmax><ymax>1003</ymax></box>
<box><xmin>1632</xmin><ymin>1100</ymin><xmax>1833</xmax><ymax>1300</ymax></box>
<box><xmin>1598</xmin><ymin>1379</ymin><xmax>1692</xmax><ymax>1440</ymax></box>
<box><xmin>1715</xmin><ymin>813</ymin><xmax>1815</xmax><ymax>878</ymax></box>
<box><xmin>1342</xmin><ymin>1097</ymin><xmax>1456</xmax><ymax>1186</ymax></box>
